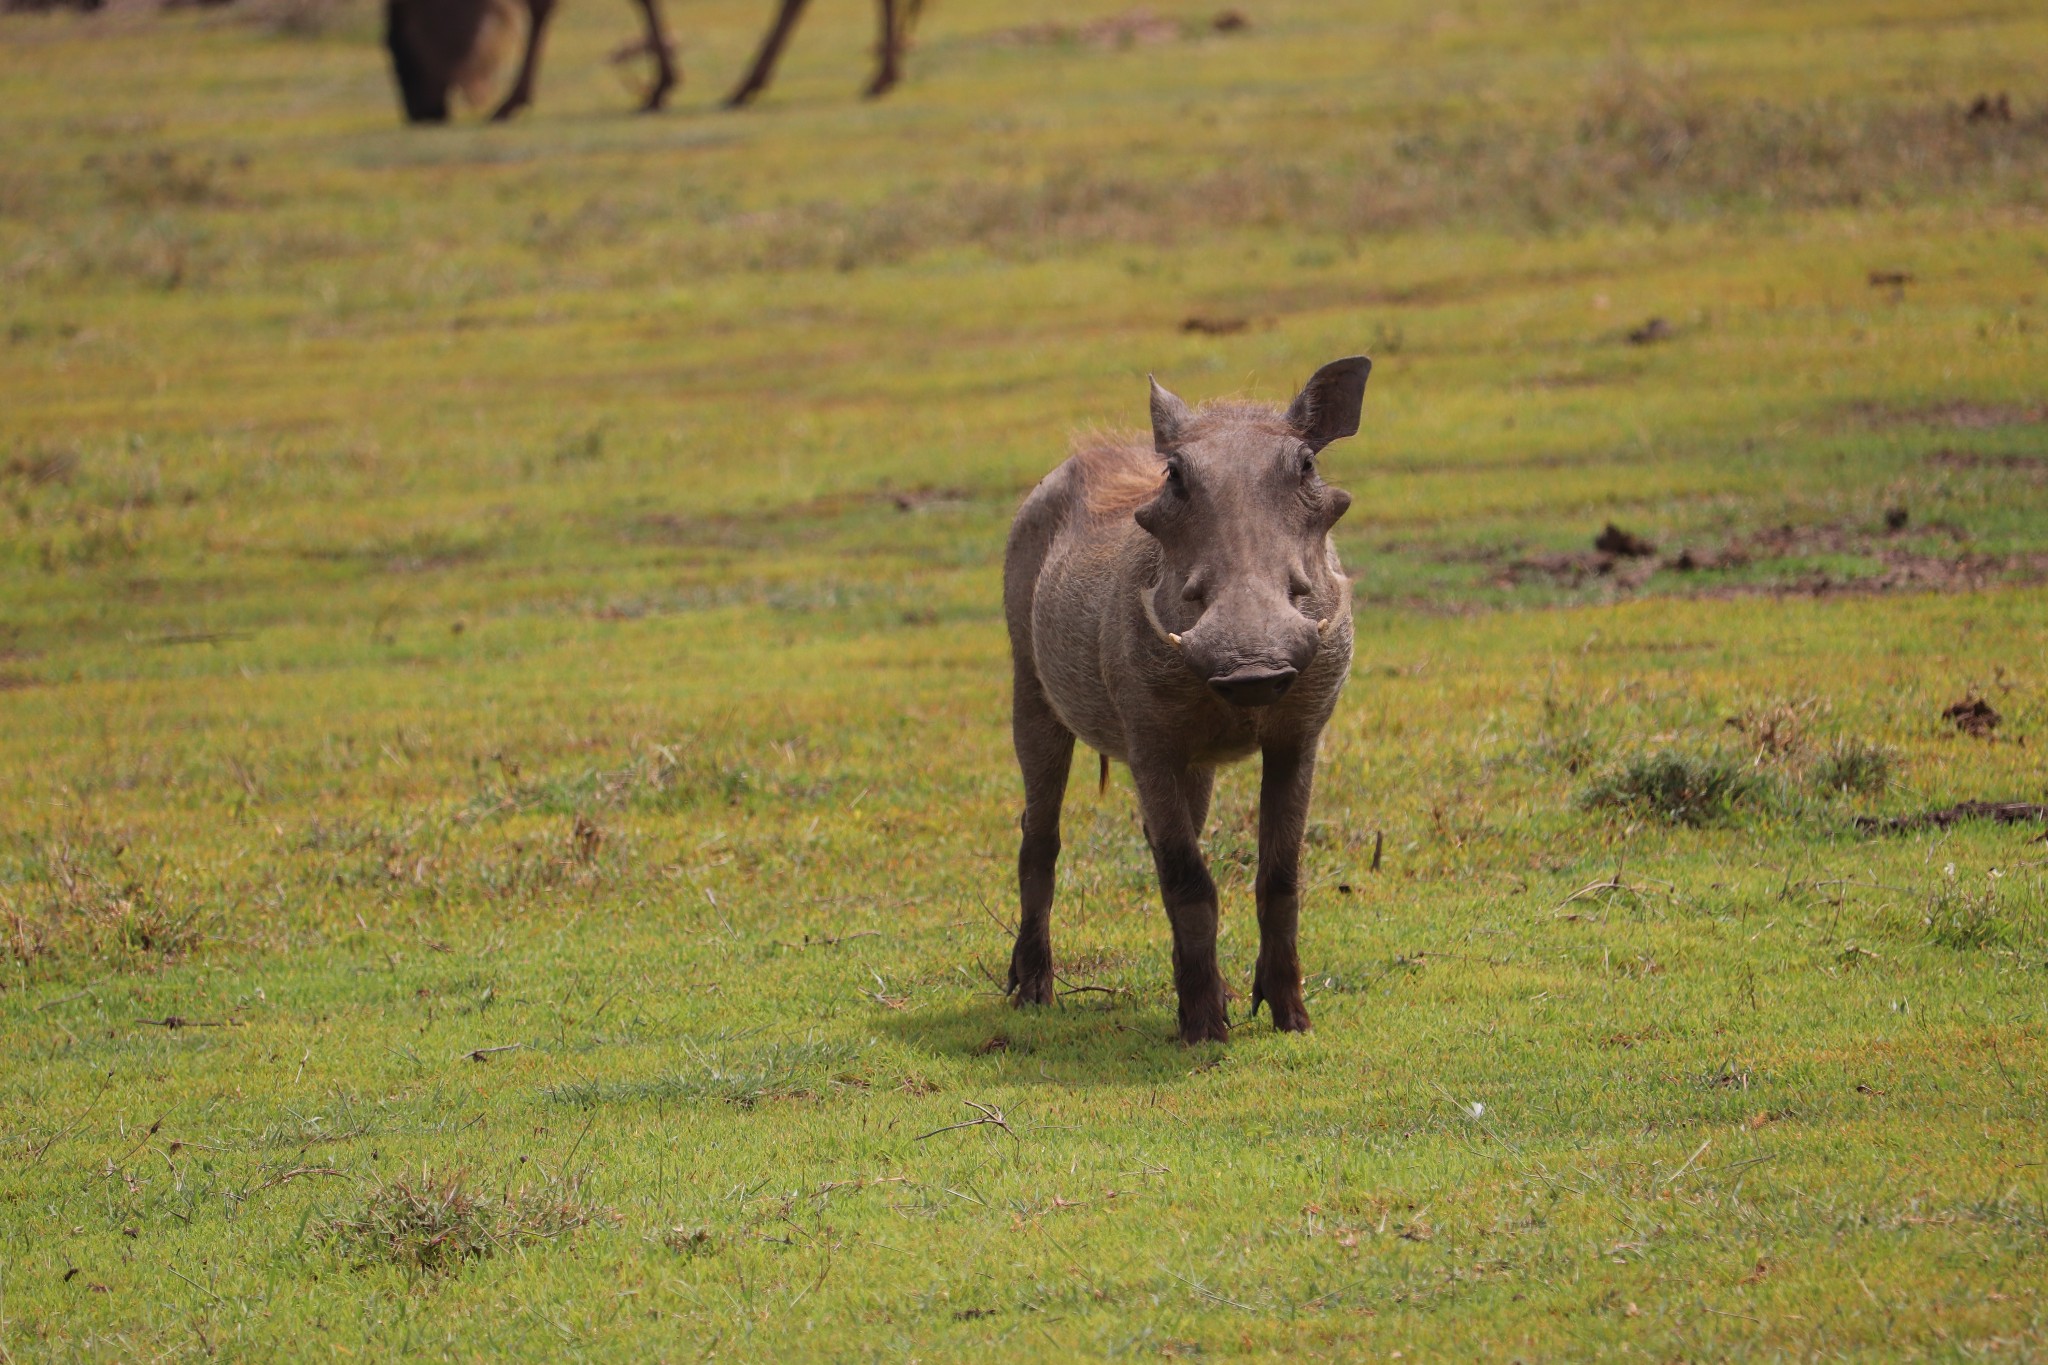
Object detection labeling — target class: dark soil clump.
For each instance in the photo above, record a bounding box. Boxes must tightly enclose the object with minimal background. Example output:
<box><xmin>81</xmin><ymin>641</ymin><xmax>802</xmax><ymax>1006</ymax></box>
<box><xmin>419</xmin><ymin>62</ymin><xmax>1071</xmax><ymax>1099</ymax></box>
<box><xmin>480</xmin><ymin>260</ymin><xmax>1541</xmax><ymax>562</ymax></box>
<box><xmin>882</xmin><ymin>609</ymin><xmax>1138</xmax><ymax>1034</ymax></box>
<box><xmin>1926</xmin><ymin>447</ymin><xmax>2048</xmax><ymax>479</ymax></box>
<box><xmin>1943</xmin><ymin>696</ymin><xmax>2001</xmax><ymax>738</ymax></box>
<box><xmin>1857</xmin><ymin>801</ymin><xmax>2046</xmax><ymax>834</ymax></box>
<box><xmin>1594</xmin><ymin>523</ymin><xmax>1657</xmax><ymax>557</ymax></box>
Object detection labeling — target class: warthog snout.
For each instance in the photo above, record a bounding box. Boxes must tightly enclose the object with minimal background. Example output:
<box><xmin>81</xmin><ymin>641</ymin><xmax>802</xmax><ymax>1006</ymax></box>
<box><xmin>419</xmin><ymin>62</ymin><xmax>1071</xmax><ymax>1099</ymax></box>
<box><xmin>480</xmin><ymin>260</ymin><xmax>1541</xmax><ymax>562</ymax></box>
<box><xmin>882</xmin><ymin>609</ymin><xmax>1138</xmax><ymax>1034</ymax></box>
<box><xmin>1178</xmin><ymin>590</ymin><xmax>1323</xmax><ymax>705</ymax></box>
<box><xmin>1207</xmin><ymin>665</ymin><xmax>1299</xmax><ymax>707</ymax></box>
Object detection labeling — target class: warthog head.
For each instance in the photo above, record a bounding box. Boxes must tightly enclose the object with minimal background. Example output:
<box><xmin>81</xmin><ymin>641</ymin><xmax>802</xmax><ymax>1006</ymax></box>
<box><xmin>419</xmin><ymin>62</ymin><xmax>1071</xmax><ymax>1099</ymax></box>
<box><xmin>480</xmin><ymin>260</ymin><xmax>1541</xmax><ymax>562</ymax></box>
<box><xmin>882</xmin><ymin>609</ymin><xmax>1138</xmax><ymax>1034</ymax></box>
<box><xmin>1134</xmin><ymin>358</ymin><xmax>1369</xmax><ymax>707</ymax></box>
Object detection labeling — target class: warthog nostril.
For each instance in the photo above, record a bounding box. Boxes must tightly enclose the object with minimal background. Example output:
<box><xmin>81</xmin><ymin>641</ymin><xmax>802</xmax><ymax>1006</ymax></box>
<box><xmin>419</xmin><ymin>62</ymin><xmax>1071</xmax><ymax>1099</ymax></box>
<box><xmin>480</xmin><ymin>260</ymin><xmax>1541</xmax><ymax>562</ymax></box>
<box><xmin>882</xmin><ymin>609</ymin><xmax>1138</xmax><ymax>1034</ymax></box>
<box><xmin>1207</xmin><ymin>667</ymin><xmax>1299</xmax><ymax>708</ymax></box>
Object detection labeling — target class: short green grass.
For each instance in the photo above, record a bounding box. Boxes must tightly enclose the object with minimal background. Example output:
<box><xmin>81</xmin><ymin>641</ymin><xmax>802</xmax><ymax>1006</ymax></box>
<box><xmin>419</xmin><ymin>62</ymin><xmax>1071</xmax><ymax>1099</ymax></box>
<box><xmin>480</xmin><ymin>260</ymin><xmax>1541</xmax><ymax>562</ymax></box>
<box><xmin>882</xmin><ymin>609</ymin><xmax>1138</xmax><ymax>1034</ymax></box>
<box><xmin>3</xmin><ymin>0</ymin><xmax>2046</xmax><ymax>1357</ymax></box>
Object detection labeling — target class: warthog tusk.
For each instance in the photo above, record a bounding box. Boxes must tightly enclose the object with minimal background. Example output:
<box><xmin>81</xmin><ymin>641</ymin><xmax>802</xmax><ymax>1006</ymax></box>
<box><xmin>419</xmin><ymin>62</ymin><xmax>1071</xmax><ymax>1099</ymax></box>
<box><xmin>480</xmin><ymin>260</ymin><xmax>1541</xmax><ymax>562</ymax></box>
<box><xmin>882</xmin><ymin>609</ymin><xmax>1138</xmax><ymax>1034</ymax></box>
<box><xmin>1139</xmin><ymin>583</ymin><xmax>1187</xmax><ymax>651</ymax></box>
<box><xmin>1316</xmin><ymin>617</ymin><xmax>1332</xmax><ymax>636</ymax></box>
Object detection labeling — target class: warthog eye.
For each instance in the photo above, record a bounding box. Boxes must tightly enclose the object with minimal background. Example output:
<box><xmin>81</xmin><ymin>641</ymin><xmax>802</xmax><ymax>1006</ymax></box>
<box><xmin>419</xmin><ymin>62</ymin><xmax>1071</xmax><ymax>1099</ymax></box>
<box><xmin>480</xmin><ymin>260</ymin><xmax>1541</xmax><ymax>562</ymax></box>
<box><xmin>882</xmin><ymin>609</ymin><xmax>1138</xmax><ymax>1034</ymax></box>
<box><xmin>1299</xmin><ymin>450</ymin><xmax>1317</xmax><ymax>478</ymax></box>
<box><xmin>1164</xmin><ymin>457</ymin><xmax>1187</xmax><ymax>492</ymax></box>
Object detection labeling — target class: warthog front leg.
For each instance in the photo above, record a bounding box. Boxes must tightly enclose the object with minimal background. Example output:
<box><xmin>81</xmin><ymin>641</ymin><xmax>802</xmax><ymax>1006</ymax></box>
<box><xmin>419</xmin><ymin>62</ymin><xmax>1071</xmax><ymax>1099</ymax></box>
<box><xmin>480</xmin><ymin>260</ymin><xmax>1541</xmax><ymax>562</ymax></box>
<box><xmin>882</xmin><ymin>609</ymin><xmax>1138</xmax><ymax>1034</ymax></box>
<box><xmin>1008</xmin><ymin>681</ymin><xmax>1074</xmax><ymax>1007</ymax></box>
<box><xmin>1251</xmin><ymin>743</ymin><xmax>1316</xmax><ymax>1032</ymax></box>
<box><xmin>1133</xmin><ymin>758</ymin><xmax>1229</xmax><ymax>1044</ymax></box>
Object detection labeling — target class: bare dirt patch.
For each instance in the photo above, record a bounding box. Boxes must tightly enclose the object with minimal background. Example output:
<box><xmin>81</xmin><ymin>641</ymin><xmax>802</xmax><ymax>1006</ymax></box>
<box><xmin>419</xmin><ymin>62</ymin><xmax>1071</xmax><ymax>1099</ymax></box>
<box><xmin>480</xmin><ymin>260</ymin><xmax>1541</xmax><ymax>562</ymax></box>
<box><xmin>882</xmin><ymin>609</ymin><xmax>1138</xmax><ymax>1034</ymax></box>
<box><xmin>981</xmin><ymin>8</ymin><xmax>1186</xmax><ymax>48</ymax></box>
<box><xmin>1500</xmin><ymin>549</ymin><xmax>1655</xmax><ymax>589</ymax></box>
<box><xmin>1857</xmin><ymin>801</ymin><xmax>2046</xmax><ymax>835</ymax></box>
<box><xmin>1493</xmin><ymin>519</ymin><xmax>2048</xmax><ymax>599</ymax></box>
<box><xmin>1850</xmin><ymin>400</ymin><xmax>2048</xmax><ymax>431</ymax></box>
<box><xmin>1181</xmin><ymin>315</ymin><xmax>1251</xmax><ymax>336</ymax></box>
<box><xmin>1926</xmin><ymin>447</ymin><xmax>2048</xmax><ymax>481</ymax></box>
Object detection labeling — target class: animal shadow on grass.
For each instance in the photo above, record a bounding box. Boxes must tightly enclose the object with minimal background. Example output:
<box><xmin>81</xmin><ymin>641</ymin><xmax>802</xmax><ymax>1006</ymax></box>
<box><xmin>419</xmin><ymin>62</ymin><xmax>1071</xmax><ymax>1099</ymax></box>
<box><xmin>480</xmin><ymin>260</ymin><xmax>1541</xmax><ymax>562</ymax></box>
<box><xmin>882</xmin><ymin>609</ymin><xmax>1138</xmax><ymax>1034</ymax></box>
<box><xmin>876</xmin><ymin>999</ymin><xmax>1227</xmax><ymax>1087</ymax></box>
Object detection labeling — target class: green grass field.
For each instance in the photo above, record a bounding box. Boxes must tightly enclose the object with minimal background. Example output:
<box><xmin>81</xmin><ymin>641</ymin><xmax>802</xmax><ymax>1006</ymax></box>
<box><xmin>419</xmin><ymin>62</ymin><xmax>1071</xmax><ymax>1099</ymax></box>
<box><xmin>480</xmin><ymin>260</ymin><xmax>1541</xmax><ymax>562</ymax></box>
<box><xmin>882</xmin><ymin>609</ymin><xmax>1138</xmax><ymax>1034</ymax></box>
<box><xmin>3</xmin><ymin>0</ymin><xmax>2046</xmax><ymax>1356</ymax></box>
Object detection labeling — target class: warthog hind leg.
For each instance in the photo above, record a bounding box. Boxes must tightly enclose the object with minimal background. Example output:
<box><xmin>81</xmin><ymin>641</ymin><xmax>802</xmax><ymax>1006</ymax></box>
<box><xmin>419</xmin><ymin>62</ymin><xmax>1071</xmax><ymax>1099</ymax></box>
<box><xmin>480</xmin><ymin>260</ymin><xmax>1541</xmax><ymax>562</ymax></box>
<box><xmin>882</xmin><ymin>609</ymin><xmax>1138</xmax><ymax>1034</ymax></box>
<box><xmin>1250</xmin><ymin>744</ymin><xmax>1315</xmax><ymax>1032</ymax></box>
<box><xmin>1008</xmin><ymin>678</ymin><xmax>1073</xmax><ymax>1007</ymax></box>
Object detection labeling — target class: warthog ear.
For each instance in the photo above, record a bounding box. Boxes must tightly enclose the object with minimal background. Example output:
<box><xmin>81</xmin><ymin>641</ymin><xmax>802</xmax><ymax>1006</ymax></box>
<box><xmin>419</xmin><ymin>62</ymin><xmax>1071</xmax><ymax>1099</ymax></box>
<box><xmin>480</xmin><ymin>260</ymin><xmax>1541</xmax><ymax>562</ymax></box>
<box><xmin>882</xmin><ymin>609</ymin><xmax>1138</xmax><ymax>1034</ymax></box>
<box><xmin>1285</xmin><ymin>356</ymin><xmax>1372</xmax><ymax>453</ymax></box>
<box><xmin>1150</xmin><ymin>376</ymin><xmax>1193</xmax><ymax>455</ymax></box>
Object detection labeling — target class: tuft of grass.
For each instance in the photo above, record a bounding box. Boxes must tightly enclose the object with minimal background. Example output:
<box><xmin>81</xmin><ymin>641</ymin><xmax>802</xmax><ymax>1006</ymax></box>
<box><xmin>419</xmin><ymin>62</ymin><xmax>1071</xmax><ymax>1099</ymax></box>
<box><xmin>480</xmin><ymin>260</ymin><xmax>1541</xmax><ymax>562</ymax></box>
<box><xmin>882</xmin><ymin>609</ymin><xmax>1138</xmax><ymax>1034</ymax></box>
<box><xmin>1578</xmin><ymin>749</ymin><xmax>1772</xmax><ymax>825</ymax></box>
<box><xmin>1528</xmin><ymin>690</ymin><xmax>1603</xmax><ymax>775</ymax></box>
<box><xmin>1</xmin><ymin>839</ymin><xmax>214</xmax><ymax>973</ymax></box>
<box><xmin>1922</xmin><ymin>881</ymin><xmax>2011</xmax><ymax>950</ymax></box>
<box><xmin>324</xmin><ymin>1167</ymin><xmax>605</xmax><ymax>1276</ymax></box>
<box><xmin>662</xmin><ymin>1225</ymin><xmax>717</xmax><ymax>1257</ymax></box>
<box><xmin>1812</xmin><ymin>737</ymin><xmax>1896</xmax><ymax>796</ymax></box>
<box><xmin>1726</xmin><ymin>696</ymin><xmax>1826</xmax><ymax>760</ymax></box>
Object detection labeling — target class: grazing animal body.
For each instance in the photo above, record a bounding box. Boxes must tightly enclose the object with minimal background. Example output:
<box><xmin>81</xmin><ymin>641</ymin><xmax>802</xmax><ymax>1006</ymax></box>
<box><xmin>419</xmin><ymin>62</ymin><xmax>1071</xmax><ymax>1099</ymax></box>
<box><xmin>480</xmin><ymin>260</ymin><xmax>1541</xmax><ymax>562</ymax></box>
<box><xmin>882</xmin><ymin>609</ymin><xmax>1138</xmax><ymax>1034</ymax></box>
<box><xmin>1003</xmin><ymin>359</ymin><xmax>1371</xmax><ymax>1044</ymax></box>
<box><xmin>383</xmin><ymin>0</ymin><xmax>918</xmax><ymax>124</ymax></box>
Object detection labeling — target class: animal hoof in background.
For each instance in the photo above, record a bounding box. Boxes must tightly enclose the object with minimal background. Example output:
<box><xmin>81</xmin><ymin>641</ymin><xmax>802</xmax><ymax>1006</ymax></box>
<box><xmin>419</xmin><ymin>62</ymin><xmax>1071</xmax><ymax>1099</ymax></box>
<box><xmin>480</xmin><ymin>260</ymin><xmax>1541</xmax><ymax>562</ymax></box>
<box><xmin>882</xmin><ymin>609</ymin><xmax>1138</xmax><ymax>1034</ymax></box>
<box><xmin>639</xmin><ymin>81</ymin><xmax>675</xmax><ymax>113</ymax></box>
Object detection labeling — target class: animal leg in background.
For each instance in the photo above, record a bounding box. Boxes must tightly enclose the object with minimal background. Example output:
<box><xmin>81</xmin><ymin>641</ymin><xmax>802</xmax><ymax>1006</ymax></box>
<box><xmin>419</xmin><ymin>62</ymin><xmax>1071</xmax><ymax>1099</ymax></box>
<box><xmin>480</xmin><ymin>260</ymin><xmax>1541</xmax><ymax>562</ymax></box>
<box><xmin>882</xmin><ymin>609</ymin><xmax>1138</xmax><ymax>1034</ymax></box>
<box><xmin>625</xmin><ymin>0</ymin><xmax>678</xmax><ymax>111</ymax></box>
<box><xmin>724</xmin><ymin>0</ymin><xmax>812</xmax><ymax>107</ymax></box>
<box><xmin>490</xmin><ymin>0</ymin><xmax>558</xmax><ymax>121</ymax></box>
<box><xmin>1006</xmin><ymin>669</ymin><xmax>1073</xmax><ymax>1007</ymax></box>
<box><xmin>863</xmin><ymin>0</ymin><xmax>900</xmax><ymax>98</ymax></box>
<box><xmin>386</xmin><ymin>0</ymin><xmax>452</xmax><ymax>123</ymax></box>
<box><xmin>1132</xmin><ymin>755</ymin><xmax>1229</xmax><ymax>1044</ymax></box>
<box><xmin>1250</xmin><ymin>743</ymin><xmax>1315</xmax><ymax>1031</ymax></box>
<box><xmin>726</xmin><ymin>0</ymin><xmax>918</xmax><ymax>106</ymax></box>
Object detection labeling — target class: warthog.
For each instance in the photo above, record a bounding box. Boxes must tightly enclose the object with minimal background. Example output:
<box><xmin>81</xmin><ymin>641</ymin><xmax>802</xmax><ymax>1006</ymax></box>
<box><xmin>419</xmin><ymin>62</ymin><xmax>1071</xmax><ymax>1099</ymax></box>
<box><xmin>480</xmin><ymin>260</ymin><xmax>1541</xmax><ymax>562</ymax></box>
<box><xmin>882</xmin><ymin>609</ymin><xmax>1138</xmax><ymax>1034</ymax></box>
<box><xmin>1003</xmin><ymin>358</ymin><xmax>1370</xmax><ymax>1044</ymax></box>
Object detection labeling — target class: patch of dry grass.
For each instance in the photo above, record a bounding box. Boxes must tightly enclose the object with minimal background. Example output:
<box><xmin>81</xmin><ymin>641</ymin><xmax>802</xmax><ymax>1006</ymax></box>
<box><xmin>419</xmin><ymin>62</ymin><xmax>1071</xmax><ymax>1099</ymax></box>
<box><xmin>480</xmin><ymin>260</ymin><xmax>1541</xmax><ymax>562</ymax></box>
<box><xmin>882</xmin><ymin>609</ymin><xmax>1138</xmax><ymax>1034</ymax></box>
<box><xmin>324</xmin><ymin>1166</ymin><xmax>608</xmax><ymax>1276</ymax></box>
<box><xmin>1</xmin><ymin>836</ymin><xmax>216</xmax><ymax>973</ymax></box>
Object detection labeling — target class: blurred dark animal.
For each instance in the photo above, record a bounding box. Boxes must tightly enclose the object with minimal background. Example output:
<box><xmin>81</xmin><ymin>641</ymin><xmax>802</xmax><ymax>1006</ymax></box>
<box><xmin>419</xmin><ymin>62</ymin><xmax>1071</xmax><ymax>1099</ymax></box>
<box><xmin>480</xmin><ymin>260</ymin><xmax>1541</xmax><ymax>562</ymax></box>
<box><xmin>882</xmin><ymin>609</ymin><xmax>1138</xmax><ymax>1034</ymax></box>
<box><xmin>726</xmin><ymin>0</ymin><xmax>925</xmax><ymax>107</ymax></box>
<box><xmin>383</xmin><ymin>0</ymin><xmax>922</xmax><ymax>123</ymax></box>
<box><xmin>1003</xmin><ymin>358</ymin><xmax>1371</xmax><ymax>1044</ymax></box>
<box><xmin>385</xmin><ymin>0</ymin><xmax>670</xmax><ymax>121</ymax></box>
<box><xmin>1965</xmin><ymin>93</ymin><xmax>2011</xmax><ymax>125</ymax></box>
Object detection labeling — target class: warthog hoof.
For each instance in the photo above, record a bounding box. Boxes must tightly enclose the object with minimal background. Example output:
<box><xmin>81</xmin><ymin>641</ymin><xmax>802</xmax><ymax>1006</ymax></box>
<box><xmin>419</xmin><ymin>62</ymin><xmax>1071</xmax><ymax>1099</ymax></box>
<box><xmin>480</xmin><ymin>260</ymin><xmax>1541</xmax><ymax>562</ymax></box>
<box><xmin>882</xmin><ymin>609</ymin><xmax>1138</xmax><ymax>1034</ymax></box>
<box><xmin>1255</xmin><ymin>994</ymin><xmax>1312</xmax><ymax>1033</ymax></box>
<box><xmin>1251</xmin><ymin>972</ymin><xmax>1311</xmax><ymax>1032</ymax></box>
<box><xmin>1177</xmin><ymin>990</ymin><xmax>1231</xmax><ymax>1045</ymax></box>
<box><xmin>1007</xmin><ymin>944</ymin><xmax>1054</xmax><ymax>1007</ymax></box>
